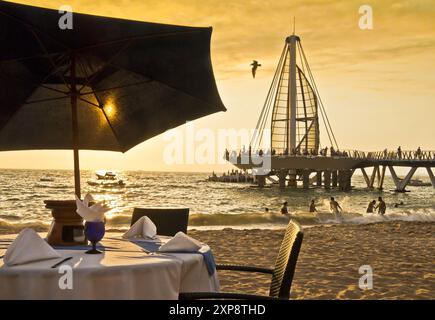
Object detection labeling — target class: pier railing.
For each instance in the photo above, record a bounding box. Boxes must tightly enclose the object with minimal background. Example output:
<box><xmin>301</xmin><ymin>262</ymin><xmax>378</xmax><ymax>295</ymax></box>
<box><xmin>225</xmin><ymin>149</ymin><xmax>435</xmax><ymax>162</ymax></box>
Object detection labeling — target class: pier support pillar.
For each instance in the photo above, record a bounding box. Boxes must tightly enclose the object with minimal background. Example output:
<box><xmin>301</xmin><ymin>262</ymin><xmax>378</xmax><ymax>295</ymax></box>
<box><xmin>302</xmin><ymin>170</ymin><xmax>310</xmax><ymax>189</ymax></box>
<box><xmin>278</xmin><ymin>170</ymin><xmax>287</xmax><ymax>188</ymax></box>
<box><xmin>338</xmin><ymin>170</ymin><xmax>352</xmax><ymax>191</ymax></box>
<box><xmin>323</xmin><ymin>171</ymin><xmax>331</xmax><ymax>190</ymax></box>
<box><xmin>388</xmin><ymin>166</ymin><xmax>417</xmax><ymax>192</ymax></box>
<box><xmin>378</xmin><ymin>166</ymin><xmax>386</xmax><ymax>190</ymax></box>
<box><xmin>361</xmin><ymin>167</ymin><xmax>372</xmax><ymax>188</ymax></box>
<box><xmin>316</xmin><ymin>171</ymin><xmax>322</xmax><ymax>187</ymax></box>
<box><xmin>256</xmin><ymin>175</ymin><xmax>266</xmax><ymax>188</ymax></box>
<box><xmin>331</xmin><ymin>170</ymin><xmax>338</xmax><ymax>188</ymax></box>
<box><xmin>426</xmin><ymin>167</ymin><xmax>435</xmax><ymax>188</ymax></box>
<box><xmin>288</xmin><ymin>170</ymin><xmax>297</xmax><ymax>188</ymax></box>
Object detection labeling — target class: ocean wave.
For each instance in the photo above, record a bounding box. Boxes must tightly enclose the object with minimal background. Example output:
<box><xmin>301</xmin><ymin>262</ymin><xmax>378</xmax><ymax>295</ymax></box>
<box><xmin>0</xmin><ymin>219</ymin><xmax>50</xmax><ymax>234</ymax></box>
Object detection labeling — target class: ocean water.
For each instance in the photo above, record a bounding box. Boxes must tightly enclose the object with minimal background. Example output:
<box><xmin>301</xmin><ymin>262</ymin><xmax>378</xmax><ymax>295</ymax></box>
<box><xmin>0</xmin><ymin>169</ymin><xmax>434</xmax><ymax>234</ymax></box>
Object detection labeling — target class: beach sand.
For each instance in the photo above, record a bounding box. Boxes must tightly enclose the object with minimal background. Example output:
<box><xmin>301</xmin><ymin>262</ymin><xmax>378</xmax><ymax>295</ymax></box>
<box><xmin>190</xmin><ymin>221</ymin><xmax>435</xmax><ymax>299</ymax></box>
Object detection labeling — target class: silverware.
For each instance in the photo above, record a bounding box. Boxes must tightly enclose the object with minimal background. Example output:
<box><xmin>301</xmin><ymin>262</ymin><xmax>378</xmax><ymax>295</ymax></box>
<box><xmin>50</xmin><ymin>256</ymin><xmax>73</xmax><ymax>268</ymax></box>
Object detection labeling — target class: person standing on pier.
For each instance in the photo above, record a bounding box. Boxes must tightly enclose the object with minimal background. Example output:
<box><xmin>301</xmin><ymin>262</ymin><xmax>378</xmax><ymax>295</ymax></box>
<box><xmin>366</xmin><ymin>200</ymin><xmax>376</xmax><ymax>213</ymax></box>
<box><xmin>397</xmin><ymin>146</ymin><xmax>402</xmax><ymax>159</ymax></box>
<box><xmin>375</xmin><ymin>197</ymin><xmax>386</xmax><ymax>215</ymax></box>
<box><xmin>281</xmin><ymin>201</ymin><xmax>289</xmax><ymax>215</ymax></box>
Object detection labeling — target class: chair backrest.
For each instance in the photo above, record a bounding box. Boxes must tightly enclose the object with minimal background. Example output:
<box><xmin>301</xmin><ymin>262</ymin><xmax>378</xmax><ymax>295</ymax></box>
<box><xmin>269</xmin><ymin>220</ymin><xmax>304</xmax><ymax>299</ymax></box>
<box><xmin>131</xmin><ymin>207</ymin><xmax>190</xmax><ymax>236</ymax></box>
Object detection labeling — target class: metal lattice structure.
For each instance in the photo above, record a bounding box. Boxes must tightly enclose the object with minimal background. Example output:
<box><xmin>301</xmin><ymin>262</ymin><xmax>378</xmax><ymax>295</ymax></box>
<box><xmin>251</xmin><ymin>35</ymin><xmax>338</xmax><ymax>154</ymax></box>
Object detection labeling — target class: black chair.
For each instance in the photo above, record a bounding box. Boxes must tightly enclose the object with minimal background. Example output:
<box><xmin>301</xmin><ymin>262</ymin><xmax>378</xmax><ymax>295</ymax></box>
<box><xmin>179</xmin><ymin>220</ymin><xmax>303</xmax><ymax>300</ymax></box>
<box><xmin>131</xmin><ymin>207</ymin><xmax>189</xmax><ymax>237</ymax></box>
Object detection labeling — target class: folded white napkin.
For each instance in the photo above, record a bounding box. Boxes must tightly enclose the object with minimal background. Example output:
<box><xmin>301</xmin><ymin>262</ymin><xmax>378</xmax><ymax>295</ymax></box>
<box><xmin>122</xmin><ymin>216</ymin><xmax>157</xmax><ymax>239</ymax></box>
<box><xmin>76</xmin><ymin>193</ymin><xmax>110</xmax><ymax>222</ymax></box>
<box><xmin>3</xmin><ymin>228</ymin><xmax>61</xmax><ymax>266</ymax></box>
<box><xmin>159</xmin><ymin>232</ymin><xmax>202</xmax><ymax>252</ymax></box>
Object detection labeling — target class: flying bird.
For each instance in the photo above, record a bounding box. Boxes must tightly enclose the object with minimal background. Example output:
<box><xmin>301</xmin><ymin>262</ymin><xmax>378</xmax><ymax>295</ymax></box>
<box><xmin>251</xmin><ymin>60</ymin><xmax>261</xmax><ymax>78</ymax></box>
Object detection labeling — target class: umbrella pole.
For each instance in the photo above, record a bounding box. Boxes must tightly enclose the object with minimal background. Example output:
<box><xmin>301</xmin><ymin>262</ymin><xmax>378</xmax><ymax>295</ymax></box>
<box><xmin>71</xmin><ymin>52</ymin><xmax>81</xmax><ymax>198</ymax></box>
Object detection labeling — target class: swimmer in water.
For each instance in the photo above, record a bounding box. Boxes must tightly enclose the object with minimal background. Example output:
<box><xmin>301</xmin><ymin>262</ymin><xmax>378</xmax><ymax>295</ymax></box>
<box><xmin>366</xmin><ymin>200</ymin><xmax>376</xmax><ymax>213</ymax></box>
<box><xmin>281</xmin><ymin>201</ymin><xmax>289</xmax><ymax>215</ymax></box>
<box><xmin>375</xmin><ymin>197</ymin><xmax>386</xmax><ymax>215</ymax></box>
<box><xmin>309</xmin><ymin>199</ymin><xmax>317</xmax><ymax>213</ymax></box>
<box><xmin>329</xmin><ymin>197</ymin><xmax>343</xmax><ymax>221</ymax></box>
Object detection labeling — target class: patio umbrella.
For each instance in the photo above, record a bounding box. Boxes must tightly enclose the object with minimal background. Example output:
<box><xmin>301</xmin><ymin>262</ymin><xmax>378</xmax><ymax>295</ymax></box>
<box><xmin>0</xmin><ymin>2</ymin><xmax>226</xmax><ymax>197</ymax></box>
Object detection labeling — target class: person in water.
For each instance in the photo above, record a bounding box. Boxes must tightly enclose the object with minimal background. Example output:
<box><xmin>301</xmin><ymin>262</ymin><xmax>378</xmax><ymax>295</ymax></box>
<box><xmin>394</xmin><ymin>201</ymin><xmax>404</xmax><ymax>208</ymax></box>
<box><xmin>366</xmin><ymin>200</ymin><xmax>376</xmax><ymax>213</ymax></box>
<box><xmin>281</xmin><ymin>201</ymin><xmax>289</xmax><ymax>215</ymax></box>
<box><xmin>309</xmin><ymin>200</ymin><xmax>317</xmax><ymax>213</ymax></box>
<box><xmin>329</xmin><ymin>197</ymin><xmax>342</xmax><ymax>213</ymax></box>
<box><xmin>375</xmin><ymin>197</ymin><xmax>386</xmax><ymax>215</ymax></box>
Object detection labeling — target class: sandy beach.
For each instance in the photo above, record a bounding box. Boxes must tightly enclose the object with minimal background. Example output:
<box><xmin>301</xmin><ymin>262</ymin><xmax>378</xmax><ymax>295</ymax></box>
<box><xmin>190</xmin><ymin>221</ymin><xmax>435</xmax><ymax>299</ymax></box>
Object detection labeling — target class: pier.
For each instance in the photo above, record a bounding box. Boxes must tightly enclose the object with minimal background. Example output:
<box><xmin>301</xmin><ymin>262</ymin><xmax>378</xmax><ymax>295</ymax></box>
<box><xmin>226</xmin><ymin>149</ymin><xmax>435</xmax><ymax>192</ymax></box>
<box><xmin>224</xmin><ymin>34</ymin><xmax>435</xmax><ymax>192</ymax></box>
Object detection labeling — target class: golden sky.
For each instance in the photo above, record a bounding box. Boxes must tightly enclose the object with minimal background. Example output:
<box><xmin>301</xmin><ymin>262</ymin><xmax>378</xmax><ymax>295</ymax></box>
<box><xmin>1</xmin><ymin>0</ymin><xmax>434</xmax><ymax>172</ymax></box>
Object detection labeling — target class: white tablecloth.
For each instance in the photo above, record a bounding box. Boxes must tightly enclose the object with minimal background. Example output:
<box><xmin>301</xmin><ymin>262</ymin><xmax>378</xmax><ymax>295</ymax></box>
<box><xmin>0</xmin><ymin>233</ymin><xmax>219</xmax><ymax>300</ymax></box>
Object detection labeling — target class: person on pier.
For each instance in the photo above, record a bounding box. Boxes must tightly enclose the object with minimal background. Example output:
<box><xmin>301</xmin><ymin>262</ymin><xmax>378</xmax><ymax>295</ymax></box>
<box><xmin>397</xmin><ymin>146</ymin><xmax>402</xmax><ymax>159</ymax></box>
<box><xmin>366</xmin><ymin>200</ymin><xmax>376</xmax><ymax>213</ymax></box>
<box><xmin>281</xmin><ymin>201</ymin><xmax>289</xmax><ymax>215</ymax></box>
<box><xmin>375</xmin><ymin>197</ymin><xmax>386</xmax><ymax>215</ymax></box>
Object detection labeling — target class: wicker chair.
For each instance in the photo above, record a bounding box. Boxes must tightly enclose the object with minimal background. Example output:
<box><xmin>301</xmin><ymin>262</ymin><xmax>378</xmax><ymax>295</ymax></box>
<box><xmin>179</xmin><ymin>220</ymin><xmax>303</xmax><ymax>300</ymax></box>
<box><xmin>131</xmin><ymin>207</ymin><xmax>189</xmax><ymax>237</ymax></box>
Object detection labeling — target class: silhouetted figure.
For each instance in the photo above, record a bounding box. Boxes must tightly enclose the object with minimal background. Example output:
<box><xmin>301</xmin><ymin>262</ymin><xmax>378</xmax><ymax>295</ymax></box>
<box><xmin>375</xmin><ymin>197</ymin><xmax>386</xmax><ymax>215</ymax></box>
<box><xmin>397</xmin><ymin>146</ymin><xmax>402</xmax><ymax>159</ymax></box>
<box><xmin>366</xmin><ymin>200</ymin><xmax>376</xmax><ymax>213</ymax></box>
<box><xmin>416</xmin><ymin>146</ymin><xmax>422</xmax><ymax>159</ymax></box>
<box><xmin>329</xmin><ymin>197</ymin><xmax>342</xmax><ymax>214</ymax></box>
<box><xmin>281</xmin><ymin>201</ymin><xmax>288</xmax><ymax>215</ymax></box>
<box><xmin>394</xmin><ymin>201</ymin><xmax>404</xmax><ymax>208</ymax></box>
<box><xmin>251</xmin><ymin>60</ymin><xmax>261</xmax><ymax>78</ymax></box>
<box><xmin>309</xmin><ymin>200</ymin><xmax>317</xmax><ymax>213</ymax></box>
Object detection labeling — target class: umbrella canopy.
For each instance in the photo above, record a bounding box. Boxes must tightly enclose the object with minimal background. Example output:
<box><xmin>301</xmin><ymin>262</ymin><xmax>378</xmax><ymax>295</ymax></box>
<box><xmin>0</xmin><ymin>2</ymin><xmax>226</xmax><ymax>197</ymax></box>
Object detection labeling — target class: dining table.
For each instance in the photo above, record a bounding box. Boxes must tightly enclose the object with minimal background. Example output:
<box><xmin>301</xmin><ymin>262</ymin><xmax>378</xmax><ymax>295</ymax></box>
<box><xmin>0</xmin><ymin>233</ymin><xmax>220</xmax><ymax>300</ymax></box>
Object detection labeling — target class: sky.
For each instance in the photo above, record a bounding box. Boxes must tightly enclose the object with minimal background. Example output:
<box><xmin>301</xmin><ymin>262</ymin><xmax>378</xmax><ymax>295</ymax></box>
<box><xmin>1</xmin><ymin>0</ymin><xmax>434</xmax><ymax>172</ymax></box>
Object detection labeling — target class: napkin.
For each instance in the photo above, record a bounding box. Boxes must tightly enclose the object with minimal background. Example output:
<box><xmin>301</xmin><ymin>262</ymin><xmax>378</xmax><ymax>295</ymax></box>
<box><xmin>122</xmin><ymin>216</ymin><xmax>157</xmax><ymax>239</ymax></box>
<box><xmin>76</xmin><ymin>193</ymin><xmax>110</xmax><ymax>222</ymax></box>
<box><xmin>158</xmin><ymin>232</ymin><xmax>216</xmax><ymax>275</ymax></box>
<box><xmin>158</xmin><ymin>232</ymin><xmax>202</xmax><ymax>253</ymax></box>
<box><xmin>3</xmin><ymin>228</ymin><xmax>61</xmax><ymax>266</ymax></box>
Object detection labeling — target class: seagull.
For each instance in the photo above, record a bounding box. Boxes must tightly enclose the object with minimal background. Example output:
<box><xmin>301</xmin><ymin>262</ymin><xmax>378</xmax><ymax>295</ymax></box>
<box><xmin>251</xmin><ymin>60</ymin><xmax>261</xmax><ymax>78</ymax></box>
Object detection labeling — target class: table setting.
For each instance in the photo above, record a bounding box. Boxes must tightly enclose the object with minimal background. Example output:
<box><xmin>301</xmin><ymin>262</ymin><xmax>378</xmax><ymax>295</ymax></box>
<box><xmin>0</xmin><ymin>194</ymin><xmax>219</xmax><ymax>300</ymax></box>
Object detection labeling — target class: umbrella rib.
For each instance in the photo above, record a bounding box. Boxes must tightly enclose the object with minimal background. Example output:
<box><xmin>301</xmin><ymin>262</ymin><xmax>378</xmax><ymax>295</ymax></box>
<box><xmin>25</xmin><ymin>95</ymin><xmax>69</xmax><ymax>105</ymax></box>
<box><xmin>77</xmin><ymin>97</ymin><xmax>100</xmax><ymax>109</ymax></box>
<box><xmin>77</xmin><ymin>96</ymin><xmax>123</xmax><ymax>151</ymax></box>
<box><xmin>79</xmin><ymin>40</ymin><xmax>135</xmax><ymax>90</ymax></box>
<box><xmin>101</xmin><ymin>108</ymin><xmax>123</xmax><ymax>152</ymax></box>
<box><xmin>26</xmin><ymin>28</ymin><xmax>71</xmax><ymax>90</ymax></box>
<box><xmin>79</xmin><ymin>80</ymin><xmax>153</xmax><ymax>96</ymax></box>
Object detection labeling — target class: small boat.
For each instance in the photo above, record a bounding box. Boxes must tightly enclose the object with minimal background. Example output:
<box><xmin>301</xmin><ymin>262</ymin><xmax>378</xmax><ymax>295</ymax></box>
<box><xmin>95</xmin><ymin>171</ymin><xmax>117</xmax><ymax>180</ymax></box>
<box><xmin>87</xmin><ymin>179</ymin><xmax>126</xmax><ymax>188</ymax></box>
<box><xmin>40</xmin><ymin>177</ymin><xmax>54</xmax><ymax>182</ymax></box>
